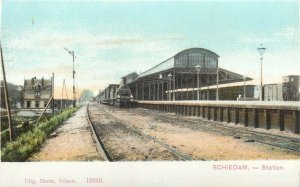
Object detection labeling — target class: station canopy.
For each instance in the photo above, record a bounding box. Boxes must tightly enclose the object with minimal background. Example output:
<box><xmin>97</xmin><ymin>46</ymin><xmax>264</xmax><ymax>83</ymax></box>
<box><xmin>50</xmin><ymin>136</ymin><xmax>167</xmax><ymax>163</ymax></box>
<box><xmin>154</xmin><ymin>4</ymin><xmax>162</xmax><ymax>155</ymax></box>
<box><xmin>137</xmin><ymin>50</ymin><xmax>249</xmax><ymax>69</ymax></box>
<box><xmin>125</xmin><ymin>48</ymin><xmax>251</xmax><ymax>87</ymax></box>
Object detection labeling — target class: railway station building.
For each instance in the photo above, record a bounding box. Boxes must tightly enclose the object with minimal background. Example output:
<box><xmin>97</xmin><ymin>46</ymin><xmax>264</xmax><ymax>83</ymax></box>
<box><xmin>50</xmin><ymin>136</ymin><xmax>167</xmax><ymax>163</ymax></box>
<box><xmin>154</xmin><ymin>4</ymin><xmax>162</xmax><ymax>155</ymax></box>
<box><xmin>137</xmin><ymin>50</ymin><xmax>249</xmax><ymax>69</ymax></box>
<box><xmin>124</xmin><ymin>48</ymin><xmax>252</xmax><ymax>101</ymax></box>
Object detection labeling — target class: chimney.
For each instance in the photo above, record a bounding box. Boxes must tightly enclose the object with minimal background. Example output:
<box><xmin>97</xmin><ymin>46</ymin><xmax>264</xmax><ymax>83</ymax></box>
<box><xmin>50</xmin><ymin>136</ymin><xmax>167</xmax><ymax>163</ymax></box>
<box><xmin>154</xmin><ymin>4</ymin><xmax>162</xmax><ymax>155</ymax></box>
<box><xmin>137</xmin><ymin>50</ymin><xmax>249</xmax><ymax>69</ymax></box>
<box><xmin>31</xmin><ymin>77</ymin><xmax>34</xmax><ymax>88</ymax></box>
<box><xmin>41</xmin><ymin>77</ymin><xmax>44</xmax><ymax>86</ymax></box>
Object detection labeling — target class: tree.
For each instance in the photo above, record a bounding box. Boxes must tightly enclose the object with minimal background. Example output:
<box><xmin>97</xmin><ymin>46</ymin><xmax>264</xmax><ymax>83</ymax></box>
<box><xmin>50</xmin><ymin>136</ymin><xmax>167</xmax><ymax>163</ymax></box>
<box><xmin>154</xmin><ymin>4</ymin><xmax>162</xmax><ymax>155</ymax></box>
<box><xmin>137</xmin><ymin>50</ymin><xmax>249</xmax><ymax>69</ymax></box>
<box><xmin>79</xmin><ymin>89</ymin><xmax>94</xmax><ymax>103</ymax></box>
<box><xmin>0</xmin><ymin>81</ymin><xmax>22</xmax><ymax>108</ymax></box>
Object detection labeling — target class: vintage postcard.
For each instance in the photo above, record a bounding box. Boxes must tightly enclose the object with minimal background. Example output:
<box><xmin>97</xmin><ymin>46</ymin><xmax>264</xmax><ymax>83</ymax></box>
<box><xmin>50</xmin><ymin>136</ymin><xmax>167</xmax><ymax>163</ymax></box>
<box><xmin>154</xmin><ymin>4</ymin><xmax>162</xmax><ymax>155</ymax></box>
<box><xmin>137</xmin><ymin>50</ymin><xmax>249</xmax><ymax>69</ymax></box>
<box><xmin>0</xmin><ymin>0</ymin><xmax>299</xmax><ymax>186</ymax></box>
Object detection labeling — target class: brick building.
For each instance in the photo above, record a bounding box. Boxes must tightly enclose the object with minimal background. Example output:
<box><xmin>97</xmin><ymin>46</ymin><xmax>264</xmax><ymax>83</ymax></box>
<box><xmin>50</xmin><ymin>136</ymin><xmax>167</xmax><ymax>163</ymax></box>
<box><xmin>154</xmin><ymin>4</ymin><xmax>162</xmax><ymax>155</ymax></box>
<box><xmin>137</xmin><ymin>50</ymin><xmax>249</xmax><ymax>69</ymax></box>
<box><xmin>282</xmin><ymin>75</ymin><xmax>300</xmax><ymax>101</ymax></box>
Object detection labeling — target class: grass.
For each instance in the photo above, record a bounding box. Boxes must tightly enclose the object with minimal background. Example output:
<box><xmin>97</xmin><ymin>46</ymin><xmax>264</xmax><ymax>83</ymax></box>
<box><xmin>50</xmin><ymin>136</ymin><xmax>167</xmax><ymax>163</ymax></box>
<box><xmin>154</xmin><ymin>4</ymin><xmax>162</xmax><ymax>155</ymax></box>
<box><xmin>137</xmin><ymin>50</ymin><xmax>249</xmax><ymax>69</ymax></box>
<box><xmin>1</xmin><ymin>107</ymin><xmax>78</xmax><ymax>162</ymax></box>
<box><xmin>1</xmin><ymin>115</ymin><xmax>52</xmax><ymax>147</ymax></box>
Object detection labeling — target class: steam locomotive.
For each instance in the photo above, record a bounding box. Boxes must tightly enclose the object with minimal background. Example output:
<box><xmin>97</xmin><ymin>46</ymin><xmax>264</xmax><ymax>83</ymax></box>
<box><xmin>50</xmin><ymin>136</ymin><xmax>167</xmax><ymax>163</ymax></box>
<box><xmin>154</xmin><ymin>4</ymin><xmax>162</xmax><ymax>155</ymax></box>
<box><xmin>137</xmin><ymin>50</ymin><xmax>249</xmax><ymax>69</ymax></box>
<box><xmin>99</xmin><ymin>84</ymin><xmax>133</xmax><ymax>107</ymax></box>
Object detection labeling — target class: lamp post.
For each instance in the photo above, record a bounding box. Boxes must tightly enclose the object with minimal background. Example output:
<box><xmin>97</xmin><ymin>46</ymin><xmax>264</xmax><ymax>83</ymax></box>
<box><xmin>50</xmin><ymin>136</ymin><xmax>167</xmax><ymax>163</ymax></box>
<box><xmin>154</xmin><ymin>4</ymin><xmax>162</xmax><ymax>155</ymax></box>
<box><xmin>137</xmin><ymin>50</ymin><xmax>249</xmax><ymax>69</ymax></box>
<box><xmin>159</xmin><ymin>74</ymin><xmax>162</xmax><ymax>100</ymax></box>
<box><xmin>64</xmin><ymin>48</ymin><xmax>76</xmax><ymax>107</ymax></box>
<box><xmin>243</xmin><ymin>76</ymin><xmax>246</xmax><ymax>99</ymax></box>
<box><xmin>196</xmin><ymin>64</ymin><xmax>201</xmax><ymax>100</ymax></box>
<box><xmin>257</xmin><ymin>44</ymin><xmax>266</xmax><ymax>101</ymax></box>
<box><xmin>168</xmin><ymin>73</ymin><xmax>172</xmax><ymax>101</ymax></box>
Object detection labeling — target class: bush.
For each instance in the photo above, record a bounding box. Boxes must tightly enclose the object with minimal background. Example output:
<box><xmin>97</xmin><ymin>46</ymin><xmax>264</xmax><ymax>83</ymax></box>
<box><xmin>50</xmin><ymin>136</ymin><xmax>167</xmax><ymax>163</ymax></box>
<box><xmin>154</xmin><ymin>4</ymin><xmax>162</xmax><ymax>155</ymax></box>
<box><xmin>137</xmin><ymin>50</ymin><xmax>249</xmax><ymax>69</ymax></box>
<box><xmin>1</xmin><ymin>107</ymin><xmax>78</xmax><ymax>162</ymax></box>
<box><xmin>1</xmin><ymin>130</ymin><xmax>10</xmax><ymax>146</ymax></box>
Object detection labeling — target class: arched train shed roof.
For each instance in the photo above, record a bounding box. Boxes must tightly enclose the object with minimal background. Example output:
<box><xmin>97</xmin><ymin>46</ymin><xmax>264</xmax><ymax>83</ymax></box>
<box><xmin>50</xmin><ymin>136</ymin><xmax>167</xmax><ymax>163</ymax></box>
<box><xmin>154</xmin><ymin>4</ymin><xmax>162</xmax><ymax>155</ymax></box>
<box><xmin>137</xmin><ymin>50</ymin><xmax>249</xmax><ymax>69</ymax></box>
<box><xmin>174</xmin><ymin>48</ymin><xmax>219</xmax><ymax>59</ymax></box>
<box><xmin>122</xmin><ymin>47</ymin><xmax>252</xmax><ymax>87</ymax></box>
<box><xmin>137</xmin><ymin>47</ymin><xmax>220</xmax><ymax>79</ymax></box>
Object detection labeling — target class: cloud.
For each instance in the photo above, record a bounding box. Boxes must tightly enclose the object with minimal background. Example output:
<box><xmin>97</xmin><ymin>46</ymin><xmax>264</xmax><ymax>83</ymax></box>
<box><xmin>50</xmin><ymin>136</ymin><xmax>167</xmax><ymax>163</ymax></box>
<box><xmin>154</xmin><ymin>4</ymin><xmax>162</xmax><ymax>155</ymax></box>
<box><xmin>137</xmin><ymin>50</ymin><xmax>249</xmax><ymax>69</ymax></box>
<box><xmin>274</xmin><ymin>26</ymin><xmax>299</xmax><ymax>41</ymax></box>
<box><xmin>37</xmin><ymin>37</ymin><xmax>73</xmax><ymax>47</ymax></box>
<box><xmin>238</xmin><ymin>26</ymin><xmax>299</xmax><ymax>45</ymax></box>
<box><xmin>93</xmin><ymin>37</ymin><xmax>144</xmax><ymax>46</ymax></box>
<box><xmin>4</xmin><ymin>26</ymin><xmax>186</xmax><ymax>61</ymax></box>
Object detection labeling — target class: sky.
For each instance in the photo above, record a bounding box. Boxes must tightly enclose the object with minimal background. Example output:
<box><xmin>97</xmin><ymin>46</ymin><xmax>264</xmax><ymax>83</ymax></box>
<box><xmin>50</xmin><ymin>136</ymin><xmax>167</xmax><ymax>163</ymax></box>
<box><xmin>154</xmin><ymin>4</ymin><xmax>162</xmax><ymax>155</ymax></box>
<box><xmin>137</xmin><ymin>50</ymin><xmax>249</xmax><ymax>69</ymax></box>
<box><xmin>1</xmin><ymin>0</ymin><xmax>299</xmax><ymax>97</ymax></box>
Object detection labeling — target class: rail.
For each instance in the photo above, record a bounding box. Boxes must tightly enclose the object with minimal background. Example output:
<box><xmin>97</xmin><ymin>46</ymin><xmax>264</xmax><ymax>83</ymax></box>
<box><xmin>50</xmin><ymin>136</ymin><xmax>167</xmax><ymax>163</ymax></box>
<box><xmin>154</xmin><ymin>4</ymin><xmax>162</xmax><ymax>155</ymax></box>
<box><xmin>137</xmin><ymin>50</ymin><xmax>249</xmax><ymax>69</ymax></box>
<box><xmin>86</xmin><ymin>103</ymin><xmax>111</xmax><ymax>161</ymax></box>
<box><xmin>95</xmin><ymin>103</ymin><xmax>193</xmax><ymax>161</ymax></box>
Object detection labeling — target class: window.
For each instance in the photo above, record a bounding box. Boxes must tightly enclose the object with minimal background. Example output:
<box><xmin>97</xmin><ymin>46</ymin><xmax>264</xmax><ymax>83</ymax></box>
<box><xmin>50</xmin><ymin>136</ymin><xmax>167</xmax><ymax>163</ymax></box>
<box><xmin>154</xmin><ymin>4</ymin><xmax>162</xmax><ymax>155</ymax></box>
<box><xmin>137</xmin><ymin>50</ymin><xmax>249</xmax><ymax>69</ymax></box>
<box><xmin>175</xmin><ymin>54</ymin><xmax>188</xmax><ymax>68</ymax></box>
<box><xmin>206</xmin><ymin>57</ymin><xmax>217</xmax><ymax>68</ymax></box>
<box><xmin>35</xmin><ymin>84</ymin><xmax>41</xmax><ymax>90</ymax></box>
<box><xmin>35</xmin><ymin>91</ymin><xmax>41</xmax><ymax>97</ymax></box>
<box><xmin>35</xmin><ymin>101</ymin><xmax>39</xmax><ymax>108</ymax></box>
<box><xmin>207</xmin><ymin>57</ymin><xmax>210</xmax><ymax>68</ymax></box>
<box><xmin>291</xmin><ymin>78</ymin><xmax>294</xmax><ymax>82</ymax></box>
<box><xmin>27</xmin><ymin>101</ymin><xmax>30</xmax><ymax>108</ymax></box>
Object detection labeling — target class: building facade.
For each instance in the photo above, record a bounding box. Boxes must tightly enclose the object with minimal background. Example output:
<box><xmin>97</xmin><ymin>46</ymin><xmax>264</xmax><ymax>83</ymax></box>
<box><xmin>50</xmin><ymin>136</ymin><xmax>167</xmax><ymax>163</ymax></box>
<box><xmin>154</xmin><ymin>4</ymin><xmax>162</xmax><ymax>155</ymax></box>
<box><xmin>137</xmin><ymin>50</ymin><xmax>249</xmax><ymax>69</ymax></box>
<box><xmin>263</xmin><ymin>75</ymin><xmax>300</xmax><ymax>101</ymax></box>
<box><xmin>22</xmin><ymin>77</ymin><xmax>52</xmax><ymax>109</ymax></box>
<box><xmin>282</xmin><ymin>75</ymin><xmax>300</xmax><ymax>101</ymax></box>
<box><xmin>121</xmin><ymin>72</ymin><xmax>138</xmax><ymax>86</ymax></box>
<box><xmin>263</xmin><ymin>84</ymin><xmax>283</xmax><ymax>101</ymax></box>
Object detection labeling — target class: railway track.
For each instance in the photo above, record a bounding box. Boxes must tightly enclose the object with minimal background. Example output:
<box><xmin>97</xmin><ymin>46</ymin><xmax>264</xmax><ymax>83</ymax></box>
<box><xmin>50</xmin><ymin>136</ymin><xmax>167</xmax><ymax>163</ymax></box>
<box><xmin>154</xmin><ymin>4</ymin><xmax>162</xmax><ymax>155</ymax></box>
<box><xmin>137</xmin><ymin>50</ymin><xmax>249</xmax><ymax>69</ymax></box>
<box><xmin>132</xmin><ymin>108</ymin><xmax>300</xmax><ymax>154</ymax></box>
<box><xmin>87</xmin><ymin>103</ymin><xmax>193</xmax><ymax>161</ymax></box>
<box><xmin>86</xmin><ymin>103</ymin><xmax>111</xmax><ymax>161</ymax></box>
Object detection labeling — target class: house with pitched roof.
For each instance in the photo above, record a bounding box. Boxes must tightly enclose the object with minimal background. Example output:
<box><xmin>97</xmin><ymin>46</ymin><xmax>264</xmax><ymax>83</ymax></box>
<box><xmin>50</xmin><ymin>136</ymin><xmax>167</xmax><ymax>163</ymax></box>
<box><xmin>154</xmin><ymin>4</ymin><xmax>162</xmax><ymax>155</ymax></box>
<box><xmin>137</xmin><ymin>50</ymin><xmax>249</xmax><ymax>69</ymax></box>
<box><xmin>22</xmin><ymin>77</ymin><xmax>52</xmax><ymax>108</ymax></box>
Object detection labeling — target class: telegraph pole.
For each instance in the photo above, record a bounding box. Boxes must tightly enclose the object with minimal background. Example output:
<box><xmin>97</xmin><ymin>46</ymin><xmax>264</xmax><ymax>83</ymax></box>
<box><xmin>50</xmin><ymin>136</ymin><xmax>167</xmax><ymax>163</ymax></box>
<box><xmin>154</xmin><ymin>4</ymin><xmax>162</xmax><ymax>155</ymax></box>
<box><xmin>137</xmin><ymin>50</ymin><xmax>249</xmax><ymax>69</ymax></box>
<box><xmin>77</xmin><ymin>85</ymin><xmax>80</xmax><ymax>105</ymax></box>
<box><xmin>64</xmin><ymin>48</ymin><xmax>76</xmax><ymax>107</ymax></box>
<box><xmin>0</xmin><ymin>43</ymin><xmax>14</xmax><ymax>141</ymax></box>
<box><xmin>60</xmin><ymin>79</ymin><xmax>65</xmax><ymax>112</ymax></box>
<box><xmin>60</xmin><ymin>80</ymin><xmax>63</xmax><ymax>112</ymax></box>
<box><xmin>52</xmin><ymin>73</ymin><xmax>54</xmax><ymax>115</ymax></box>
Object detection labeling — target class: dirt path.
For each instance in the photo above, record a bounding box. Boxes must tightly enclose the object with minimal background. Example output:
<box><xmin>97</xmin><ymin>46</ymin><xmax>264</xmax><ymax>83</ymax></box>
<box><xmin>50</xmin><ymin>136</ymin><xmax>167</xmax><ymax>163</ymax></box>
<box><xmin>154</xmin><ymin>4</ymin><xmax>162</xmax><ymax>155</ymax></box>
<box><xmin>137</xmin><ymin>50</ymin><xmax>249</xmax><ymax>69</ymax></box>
<box><xmin>28</xmin><ymin>106</ymin><xmax>103</xmax><ymax>161</ymax></box>
<box><xmin>100</xmin><ymin>104</ymin><xmax>299</xmax><ymax>160</ymax></box>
